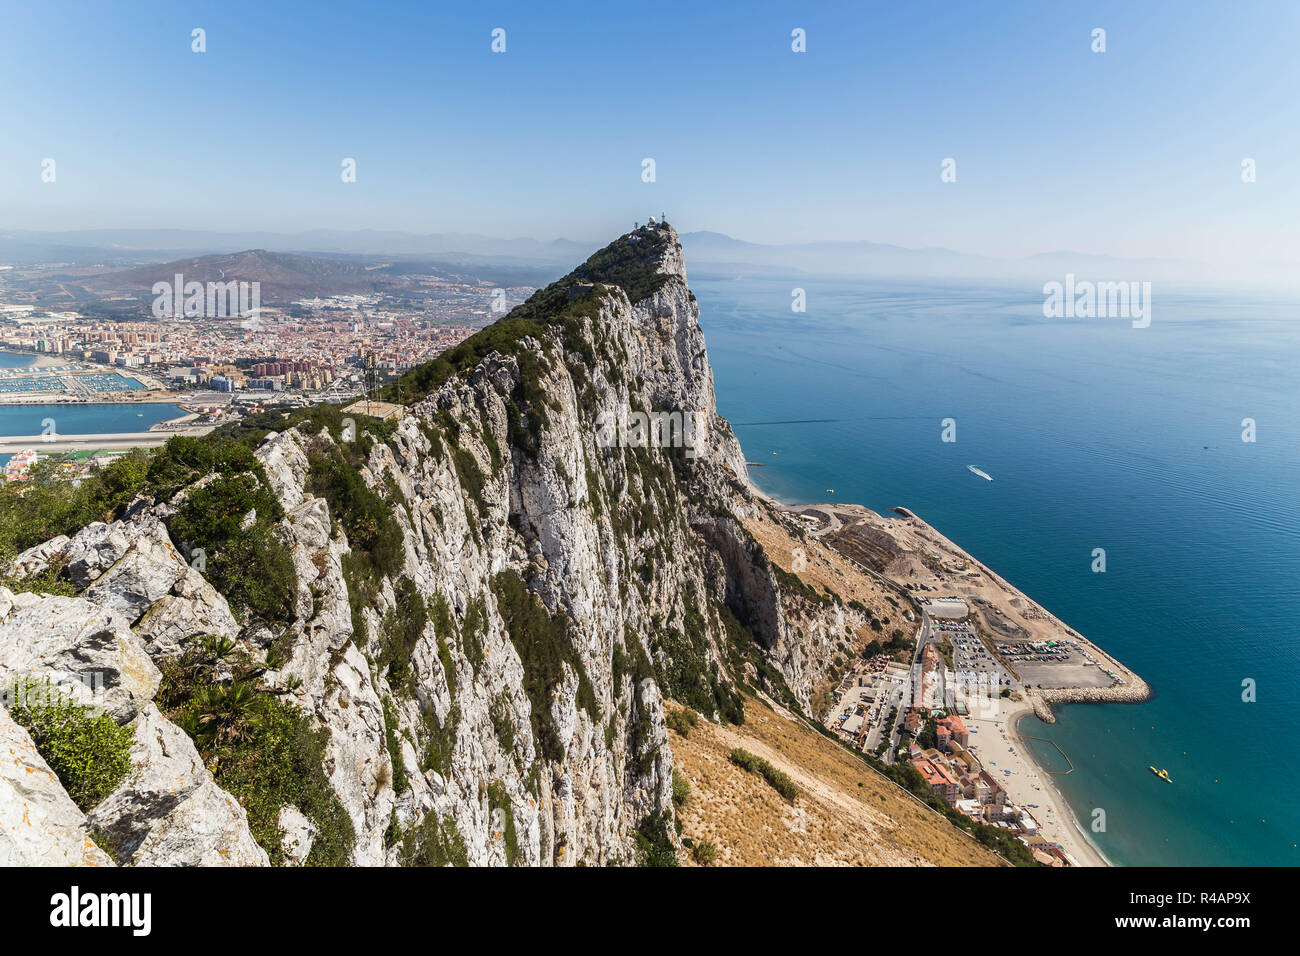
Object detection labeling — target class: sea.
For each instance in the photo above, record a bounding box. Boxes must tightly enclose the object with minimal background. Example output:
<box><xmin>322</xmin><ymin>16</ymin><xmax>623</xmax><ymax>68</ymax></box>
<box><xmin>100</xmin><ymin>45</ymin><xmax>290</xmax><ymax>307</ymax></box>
<box><xmin>0</xmin><ymin>352</ymin><xmax>183</xmax><ymax>464</ymax></box>
<box><xmin>695</xmin><ymin>272</ymin><xmax>1300</xmax><ymax>867</ymax></box>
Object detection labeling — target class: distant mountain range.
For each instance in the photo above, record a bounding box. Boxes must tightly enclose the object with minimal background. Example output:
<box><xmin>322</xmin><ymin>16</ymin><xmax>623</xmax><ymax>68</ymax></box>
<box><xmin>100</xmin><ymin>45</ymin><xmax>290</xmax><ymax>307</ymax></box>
<box><xmin>0</xmin><ymin>247</ymin><xmax>562</xmax><ymax>314</ymax></box>
<box><xmin>1</xmin><ymin>227</ymin><xmax>1290</xmax><ymax>287</ymax></box>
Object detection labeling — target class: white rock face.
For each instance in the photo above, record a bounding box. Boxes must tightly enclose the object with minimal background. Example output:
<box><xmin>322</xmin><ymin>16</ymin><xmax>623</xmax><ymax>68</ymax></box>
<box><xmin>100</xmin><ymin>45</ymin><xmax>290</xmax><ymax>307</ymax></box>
<box><xmin>88</xmin><ymin>704</ymin><xmax>269</xmax><ymax>867</ymax></box>
<box><xmin>0</xmin><ymin>589</ymin><xmax>160</xmax><ymax>722</ymax></box>
<box><xmin>0</xmin><ymin>225</ymin><xmax>848</xmax><ymax>866</ymax></box>
<box><xmin>0</xmin><ymin>705</ymin><xmax>114</xmax><ymax>866</ymax></box>
<box><xmin>278</xmin><ymin>805</ymin><xmax>317</xmax><ymax>865</ymax></box>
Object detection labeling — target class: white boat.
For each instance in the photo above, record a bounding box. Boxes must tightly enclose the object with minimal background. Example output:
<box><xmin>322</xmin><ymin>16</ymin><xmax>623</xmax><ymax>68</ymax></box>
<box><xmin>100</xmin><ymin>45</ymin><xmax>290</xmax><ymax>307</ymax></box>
<box><xmin>967</xmin><ymin>465</ymin><xmax>993</xmax><ymax>482</ymax></box>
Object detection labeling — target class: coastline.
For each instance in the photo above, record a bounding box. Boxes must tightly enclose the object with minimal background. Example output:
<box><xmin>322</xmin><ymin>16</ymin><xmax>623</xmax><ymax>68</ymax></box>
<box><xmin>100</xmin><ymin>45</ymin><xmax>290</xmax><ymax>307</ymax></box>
<box><xmin>1007</xmin><ymin>705</ymin><xmax>1112</xmax><ymax>867</ymax></box>
<box><xmin>0</xmin><ymin>349</ymin><xmax>67</xmax><ymax>369</ymax></box>
<box><xmin>739</xmin><ymin>469</ymin><xmax>1134</xmax><ymax>867</ymax></box>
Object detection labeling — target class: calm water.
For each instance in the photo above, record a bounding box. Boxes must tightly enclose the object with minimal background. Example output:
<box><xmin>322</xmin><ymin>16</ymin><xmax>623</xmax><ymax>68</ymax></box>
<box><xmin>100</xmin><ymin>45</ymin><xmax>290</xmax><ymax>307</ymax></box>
<box><xmin>696</xmin><ymin>272</ymin><xmax>1300</xmax><ymax>867</ymax></box>
<box><xmin>0</xmin><ymin>352</ymin><xmax>182</xmax><ymax>448</ymax></box>
<box><xmin>0</xmin><ymin>351</ymin><xmax>37</xmax><ymax>369</ymax></box>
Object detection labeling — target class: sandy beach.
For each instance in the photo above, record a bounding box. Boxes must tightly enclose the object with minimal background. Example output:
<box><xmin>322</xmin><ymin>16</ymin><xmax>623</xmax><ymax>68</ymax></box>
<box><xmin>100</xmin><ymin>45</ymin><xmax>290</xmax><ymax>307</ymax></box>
<box><xmin>964</xmin><ymin>699</ymin><xmax>1109</xmax><ymax>866</ymax></box>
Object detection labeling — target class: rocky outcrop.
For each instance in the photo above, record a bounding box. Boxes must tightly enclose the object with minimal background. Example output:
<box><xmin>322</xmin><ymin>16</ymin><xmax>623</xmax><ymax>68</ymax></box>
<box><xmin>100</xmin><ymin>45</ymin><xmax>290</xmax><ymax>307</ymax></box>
<box><xmin>0</xmin><ymin>588</ymin><xmax>160</xmax><ymax>722</ymax></box>
<box><xmin>0</xmin><ymin>706</ymin><xmax>114</xmax><ymax>866</ymax></box>
<box><xmin>88</xmin><ymin>704</ymin><xmax>269</xmax><ymax>866</ymax></box>
<box><xmin>0</xmin><ymin>223</ymin><xmax>879</xmax><ymax>866</ymax></box>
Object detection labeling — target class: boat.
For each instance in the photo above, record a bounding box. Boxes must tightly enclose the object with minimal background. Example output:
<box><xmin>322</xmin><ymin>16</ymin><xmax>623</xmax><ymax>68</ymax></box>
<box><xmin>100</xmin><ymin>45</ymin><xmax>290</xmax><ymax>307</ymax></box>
<box><xmin>1149</xmin><ymin>765</ymin><xmax>1172</xmax><ymax>783</ymax></box>
<box><xmin>967</xmin><ymin>465</ymin><xmax>993</xmax><ymax>482</ymax></box>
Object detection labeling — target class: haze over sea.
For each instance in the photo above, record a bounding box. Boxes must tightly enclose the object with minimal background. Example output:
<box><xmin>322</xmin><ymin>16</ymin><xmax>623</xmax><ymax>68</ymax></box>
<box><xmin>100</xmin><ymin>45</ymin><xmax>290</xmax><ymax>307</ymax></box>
<box><xmin>696</xmin><ymin>273</ymin><xmax>1300</xmax><ymax>867</ymax></box>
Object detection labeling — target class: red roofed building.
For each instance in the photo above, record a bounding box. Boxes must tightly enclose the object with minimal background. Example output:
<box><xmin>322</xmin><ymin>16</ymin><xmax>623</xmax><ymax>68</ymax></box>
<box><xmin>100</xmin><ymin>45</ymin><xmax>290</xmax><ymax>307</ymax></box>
<box><xmin>911</xmin><ymin>756</ymin><xmax>960</xmax><ymax>805</ymax></box>
<box><xmin>937</xmin><ymin>715</ymin><xmax>969</xmax><ymax>750</ymax></box>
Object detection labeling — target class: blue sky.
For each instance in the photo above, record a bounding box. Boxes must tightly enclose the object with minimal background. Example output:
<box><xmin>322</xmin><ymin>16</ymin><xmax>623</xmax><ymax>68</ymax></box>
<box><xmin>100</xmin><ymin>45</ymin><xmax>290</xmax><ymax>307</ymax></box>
<box><xmin>2</xmin><ymin>0</ymin><xmax>1298</xmax><ymax>267</ymax></box>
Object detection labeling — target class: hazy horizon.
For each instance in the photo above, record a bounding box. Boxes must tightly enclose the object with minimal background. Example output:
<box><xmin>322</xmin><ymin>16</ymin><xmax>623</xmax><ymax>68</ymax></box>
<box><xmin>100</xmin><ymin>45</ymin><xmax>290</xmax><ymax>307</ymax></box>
<box><xmin>4</xmin><ymin>0</ymin><xmax>1300</xmax><ymax>285</ymax></box>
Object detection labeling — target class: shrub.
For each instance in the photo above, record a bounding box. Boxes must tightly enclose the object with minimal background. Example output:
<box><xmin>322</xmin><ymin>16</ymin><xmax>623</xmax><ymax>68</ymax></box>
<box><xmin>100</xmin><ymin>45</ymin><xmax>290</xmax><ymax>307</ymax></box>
<box><xmin>382</xmin><ymin>698</ymin><xmax>408</xmax><ymax>794</ymax></box>
<box><xmin>665</xmin><ymin>706</ymin><xmax>699</xmax><ymax>738</ymax></box>
<box><xmin>376</xmin><ymin>578</ymin><xmax>428</xmax><ymax>697</ymax></box>
<box><xmin>166</xmin><ymin>472</ymin><xmax>296</xmax><ymax>623</ymax></box>
<box><xmin>156</xmin><ymin>650</ymin><xmax>354</xmax><ymax>865</ymax></box>
<box><xmin>634</xmin><ymin>811</ymin><xmax>678</xmax><ymax>867</ymax></box>
<box><xmin>487</xmin><ymin>780</ymin><xmax>520</xmax><ymax>865</ymax></box>
<box><xmin>692</xmin><ymin>839</ymin><xmax>718</xmax><ymax>865</ymax></box>
<box><xmin>730</xmin><ymin>747</ymin><xmax>797</xmax><ymax>802</ymax></box>
<box><xmin>672</xmin><ymin>769</ymin><xmax>691</xmax><ymax>807</ymax></box>
<box><xmin>306</xmin><ymin>446</ymin><xmax>402</xmax><ymax>577</ymax></box>
<box><xmin>400</xmin><ymin>814</ymin><xmax>469</xmax><ymax>867</ymax></box>
<box><xmin>490</xmin><ymin>570</ymin><xmax>598</xmax><ymax>760</ymax></box>
<box><xmin>6</xmin><ymin>679</ymin><xmax>133</xmax><ymax>811</ymax></box>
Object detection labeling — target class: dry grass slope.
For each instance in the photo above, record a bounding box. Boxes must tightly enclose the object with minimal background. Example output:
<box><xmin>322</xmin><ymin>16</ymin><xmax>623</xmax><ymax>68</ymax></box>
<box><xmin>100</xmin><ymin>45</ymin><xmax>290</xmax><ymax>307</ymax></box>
<box><xmin>670</xmin><ymin>696</ymin><xmax>1004</xmax><ymax>867</ymax></box>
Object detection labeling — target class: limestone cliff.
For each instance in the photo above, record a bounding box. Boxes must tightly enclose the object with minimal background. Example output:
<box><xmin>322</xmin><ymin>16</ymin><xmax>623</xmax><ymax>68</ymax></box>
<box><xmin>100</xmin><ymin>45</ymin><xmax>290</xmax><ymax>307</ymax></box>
<box><xmin>0</xmin><ymin>224</ymin><xmax>937</xmax><ymax>866</ymax></box>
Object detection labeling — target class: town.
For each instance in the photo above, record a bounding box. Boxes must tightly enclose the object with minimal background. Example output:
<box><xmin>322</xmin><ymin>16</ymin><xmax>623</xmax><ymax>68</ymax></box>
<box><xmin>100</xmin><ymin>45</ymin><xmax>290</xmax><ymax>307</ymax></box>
<box><xmin>823</xmin><ymin>596</ymin><xmax>1079</xmax><ymax>866</ymax></box>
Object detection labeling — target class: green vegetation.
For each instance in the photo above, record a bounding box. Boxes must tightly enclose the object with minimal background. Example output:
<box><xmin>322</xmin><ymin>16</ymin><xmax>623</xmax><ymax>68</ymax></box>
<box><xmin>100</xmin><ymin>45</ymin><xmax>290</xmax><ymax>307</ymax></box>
<box><xmin>6</xmin><ymin>679</ymin><xmax>133</xmax><ymax>811</ymax></box>
<box><xmin>381</xmin><ymin>228</ymin><xmax>676</xmax><ymax>460</ymax></box>
<box><xmin>729</xmin><ymin>747</ymin><xmax>798</xmax><ymax>802</ymax></box>
<box><xmin>211</xmin><ymin>402</ymin><xmax>397</xmax><ymax>456</ymax></box>
<box><xmin>0</xmin><ymin>427</ymin><xmax>314</xmax><ymax>625</ymax></box>
<box><xmin>665</xmin><ymin>706</ymin><xmax>699</xmax><ymax>738</ymax></box>
<box><xmin>634</xmin><ymin>811</ymin><xmax>679</xmax><ymax>867</ymax></box>
<box><xmin>0</xmin><ymin>436</ymin><xmax>254</xmax><ymax>564</ymax></box>
<box><xmin>417</xmin><ymin>702</ymin><xmax>458</xmax><ymax>779</ymax></box>
<box><xmin>490</xmin><ymin>570</ymin><xmax>598</xmax><ymax>760</ymax></box>
<box><xmin>770</xmin><ymin>560</ymin><xmax>837</xmax><ymax>607</ymax></box>
<box><xmin>382</xmin><ymin>698</ymin><xmax>409</xmax><ymax>794</ymax></box>
<box><xmin>306</xmin><ymin>443</ymin><xmax>402</xmax><ymax>576</ymax></box>
<box><xmin>156</xmin><ymin>643</ymin><xmax>354</xmax><ymax>866</ymax></box>
<box><xmin>168</xmin><ymin>471</ymin><xmax>296</xmax><ymax>623</ymax></box>
<box><xmin>461</xmin><ymin>593</ymin><xmax>487</xmax><ymax>673</ymax></box>
<box><xmin>654</xmin><ymin>592</ymin><xmax>744</xmax><ymax>725</ymax></box>
<box><xmin>487</xmin><ymin>780</ymin><xmax>520</xmax><ymax>865</ymax></box>
<box><xmin>3</xmin><ymin>565</ymin><xmax>77</xmax><ymax>597</ymax></box>
<box><xmin>672</xmin><ymin>769</ymin><xmax>691</xmax><ymax>807</ymax></box>
<box><xmin>720</xmin><ymin>601</ymin><xmax>799</xmax><ymax>716</ymax></box>
<box><xmin>490</xmin><ymin>693</ymin><xmax>516</xmax><ymax>757</ymax></box>
<box><xmin>452</xmin><ymin>448</ymin><xmax>486</xmax><ymax>512</ymax></box>
<box><xmin>692</xmin><ymin>839</ymin><xmax>718</xmax><ymax>865</ymax></box>
<box><xmin>375</xmin><ymin>577</ymin><xmax>428</xmax><ymax>697</ymax></box>
<box><xmin>400</xmin><ymin>814</ymin><xmax>469</xmax><ymax>867</ymax></box>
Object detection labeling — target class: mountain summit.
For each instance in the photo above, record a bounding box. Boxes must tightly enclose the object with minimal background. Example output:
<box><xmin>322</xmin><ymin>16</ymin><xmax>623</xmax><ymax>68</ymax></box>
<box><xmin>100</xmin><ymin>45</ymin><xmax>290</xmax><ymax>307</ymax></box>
<box><xmin>0</xmin><ymin>225</ymin><xmax>1000</xmax><ymax>867</ymax></box>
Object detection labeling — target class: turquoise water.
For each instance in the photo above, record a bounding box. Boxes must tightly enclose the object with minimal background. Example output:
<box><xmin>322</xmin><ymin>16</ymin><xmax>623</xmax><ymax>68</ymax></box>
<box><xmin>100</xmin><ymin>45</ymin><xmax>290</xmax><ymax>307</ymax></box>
<box><xmin>696</xmin><ymin>273</ymin><xmax>1300</xmax><ymax>867</ymax></box>
<box><xmin>0</xmin><ymin>402</ymin><xmax>185</xmax><ymax>465</ymax></box>
<box><xmin>0</xmin><ymin>349</ymin><xmax>181</xmax><ymax>443</ymax></box>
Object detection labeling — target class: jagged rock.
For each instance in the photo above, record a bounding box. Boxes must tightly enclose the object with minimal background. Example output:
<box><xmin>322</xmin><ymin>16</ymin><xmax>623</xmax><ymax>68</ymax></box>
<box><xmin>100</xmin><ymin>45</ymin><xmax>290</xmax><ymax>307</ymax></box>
<box><xmin>81</xmin><ymin>522</ymin><xmax>189</xmax><ymax>625</ymax></box>
<box><xmin>8</xmin><ymin>534</ymin><xmax>70</xmax><ymax>579</ymax></box>
<box><xmin>0</xmin><ymin>705</ymin><xmax>114</xmax><ymax>866</ymax></box>
<box><xmin>87</xmin><ymin>704</ymin><xmax>269</xmax><ymax>866</ymax></box>
<box><xmin>257</xmin><ymin>428</ymin><xmax>310</xmax><ymax>509</ymax></box>
<box><xmin>0</xmin><ymin>225</ymin><xmax>869</xmax><ymax>867</ymax></box>
<box><xmin>132</xmin><ymin>566</ymin><xmax>240</xmax><ymax>659</ymax></box>
<box><xmin>319</xmin><ymin>644</ymin><xmax>393</xmax><ymax>866</ymax></box>
<box><xmin>0</xmin><ymin>588</ymin><xmax>160</xmax><ymax>722</ymax></box>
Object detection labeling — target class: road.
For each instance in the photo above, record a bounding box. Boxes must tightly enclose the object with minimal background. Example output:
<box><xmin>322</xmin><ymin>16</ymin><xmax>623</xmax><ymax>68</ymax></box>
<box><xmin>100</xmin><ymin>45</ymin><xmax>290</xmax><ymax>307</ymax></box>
<box><xmin>0</xmin><ymin>426</ymin><xmax>215</xmax><ymax>455</ymax></box>
<box><xmin>885</xmin><ymin>609</ymin><xmax>930</xmax><ymax>762</ymax></box>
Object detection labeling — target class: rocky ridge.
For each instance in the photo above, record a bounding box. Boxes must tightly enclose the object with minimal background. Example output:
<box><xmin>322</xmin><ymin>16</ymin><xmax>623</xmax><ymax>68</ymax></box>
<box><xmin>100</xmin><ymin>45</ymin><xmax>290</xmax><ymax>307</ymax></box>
<box><xmin>1</xmin><ymin>223</ymin><xmax>934</xmax><ymax>866</ymax></box>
